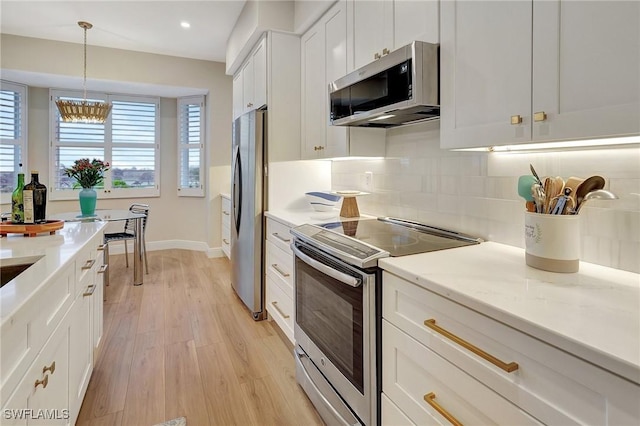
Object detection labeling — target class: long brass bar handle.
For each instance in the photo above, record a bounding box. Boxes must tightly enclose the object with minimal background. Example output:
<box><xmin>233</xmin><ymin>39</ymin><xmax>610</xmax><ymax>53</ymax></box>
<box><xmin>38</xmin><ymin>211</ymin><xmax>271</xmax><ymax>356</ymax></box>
<box><xmin>97</xmin><ymin>244</ymin><xmax>107</xmax><ymax>251</ymax></box>
<box><xmin>424</xmin><ymin>392</ymin><xmax>463</xmax><ymax>426</ymax></box>
<box><xmin>223</xmin><ymin>239</ymin><xmax>229</xmax><ymax>245</ymax></box>
<box><xmin>271</xmin><ymin>301</ymin><xmax>290</xmax><ymax>319</ymax></box>
<box><xmin>222</xmin><ymin>210</ymin><xmax>230</xmax><ymax>216</ymax></box>
<box><xmin>34</xmin><ymin>375</ymin><xmax>49</xmax><ymax>389</ymax></box>
<box><xmin>83</xmin><ymin>285</ymin><xmax>96</xmax><ymax>297</ymax></box>
<box><xmin>272</xmin><ymin>232</ymin><xmax>291</xmax><ymax>243</ymax></box>
<box><xmin>98</xmin><ymin>264</ymin><xmax>108</xmax><ymax>274</ymax></box>
<box><xmin>42</xmin><ymin>361</ymin><xmax>56</xmax><ymax>375</ymax></box>
<box><xmin>424</xmin><ymin>319</ymin><xmax>519</xmax><ymax>373</ymax></box>
<box><xmin>272</xmin><ymin>264</ymin><xmax>290</xmax><ymax>278</ymax></box>
<box><xmin>81</xmin><ymin>259</ymin><xmax>96</xmax><ymax>270</ymax></box>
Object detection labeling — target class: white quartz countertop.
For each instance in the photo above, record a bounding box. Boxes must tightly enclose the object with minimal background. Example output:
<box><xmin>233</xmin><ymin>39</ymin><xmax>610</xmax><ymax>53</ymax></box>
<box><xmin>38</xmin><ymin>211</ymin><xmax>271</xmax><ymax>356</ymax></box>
<box><xmin>379</xmin><ymin>241</ymin><xmax>640</xmax><ymax>384</ymax></box>
<box><xmin>265</xmin><ymin>209</ymin><xmax>376</xmax><ymax>228</ymax></box>
<box><xmin>0</xmin><ymin>221</ymin><xmax>107</xmax><ymax>325</ymax></box>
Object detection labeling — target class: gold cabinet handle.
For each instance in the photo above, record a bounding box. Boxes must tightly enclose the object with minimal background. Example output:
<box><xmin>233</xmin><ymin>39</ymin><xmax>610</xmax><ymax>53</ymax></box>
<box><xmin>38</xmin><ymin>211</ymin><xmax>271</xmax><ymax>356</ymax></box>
<box><xmin>34</xmin><ymin>375</ymin><xmax>49</xmax><ymax>389</ymax></box>
<box><xmin>510</xmin><ymin>115</ymin><xmax>523</xmax><ymax>125</ymax></box>
<box><xmin>424</xmin><ymin>392</ymin><xmax>463</xmax><ymax>426</ymax></box>
<box><xmin>81</xmin><ymin>259</ymin><xmax>96</xmax><ymax>270</ymax></box>
<box><xmin>247</xmin><ymin>102</ymin><xmax>253</xmax><ymax>108</ymax></box>
<box><xmin>222</xmin><ymin>210</ymin><xmax>230</xmax><ymax>216</ymax></box>
<box><xmin>83</xmin><ymin>285</ymin><xmax>96</xmax><ymax>297</ymax></box>
<box><xmin>272</xmin><ymin>264</ymin><xmax>290</xmax><ymax>278</ymax></box>
<box><xmin>97</xmin><ymin>244</ymin><xmax>107</xmax><ymax>251</ymax></box>
<box><xmin>374</xmin><ymin>52</ymin><xmax>381</xmax><ymax>60</ymax></box>
<box><xmin>272</xmin><ymin>232</ymin><xmax>291</xmax><ymax>243</ymax></box>
<box><xmin>98</xmin><ymin>264</ymin><xmax>108</xmax><ymax>274</ymax></box>
<box><xmin>382</xmin><ymin>47</ymin><xmax>390</xmax><ymax>55</ymax></box>
<box><xmin>424</xmin><ymin>319</ymin><xmax>519</xmax><ymax>373</ymax></box>
<box><xmin>223</xmin><ymin>238</ymin><xmax>229</xmax><ymax>245</ymax></box>
<box><xmin>42</xmin><ymin>361</ymin><xmax>56</xmax><ymax>375</ymax></box>
<box><xmin>534</xmin><ymin>111</ymin><xmax>547</xmax><ymax>122</ymax></box>
<box><xmin>271</xmin><ymin>301</ymin><xmax>290</xmax><ymax>319</ymax></box>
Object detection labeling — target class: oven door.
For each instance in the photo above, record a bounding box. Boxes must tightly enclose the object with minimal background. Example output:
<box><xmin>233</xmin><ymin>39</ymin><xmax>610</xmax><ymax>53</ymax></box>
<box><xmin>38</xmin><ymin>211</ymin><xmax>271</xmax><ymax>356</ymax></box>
<box><xmin>292</xmin><ymin>240</ymin><xmax>376</xmax><ymax>426</ymax></box>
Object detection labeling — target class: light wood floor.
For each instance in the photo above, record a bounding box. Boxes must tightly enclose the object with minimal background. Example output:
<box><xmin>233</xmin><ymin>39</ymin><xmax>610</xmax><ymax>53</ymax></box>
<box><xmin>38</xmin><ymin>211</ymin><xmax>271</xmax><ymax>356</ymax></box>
<box><xmin>77</xmin><ymin>249</ymin><xmax>323</xmax><ymax>426</ymax></box>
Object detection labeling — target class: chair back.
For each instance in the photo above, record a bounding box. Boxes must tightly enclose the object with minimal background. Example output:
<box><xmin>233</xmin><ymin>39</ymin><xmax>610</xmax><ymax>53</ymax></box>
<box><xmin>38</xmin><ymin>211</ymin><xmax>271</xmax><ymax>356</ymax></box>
<box><xmin>124</xmin><ymin>203</ymin><xmax>149</xmax><ymax>235</ymax></box>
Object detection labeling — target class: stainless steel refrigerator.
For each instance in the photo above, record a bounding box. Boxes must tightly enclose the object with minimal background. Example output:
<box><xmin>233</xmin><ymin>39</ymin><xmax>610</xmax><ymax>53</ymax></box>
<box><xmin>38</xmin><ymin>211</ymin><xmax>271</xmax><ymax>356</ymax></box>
<box><xmin>231</xmin><ymin>109</ymin><xmax>266</xmax><ymax>320</ymax></box>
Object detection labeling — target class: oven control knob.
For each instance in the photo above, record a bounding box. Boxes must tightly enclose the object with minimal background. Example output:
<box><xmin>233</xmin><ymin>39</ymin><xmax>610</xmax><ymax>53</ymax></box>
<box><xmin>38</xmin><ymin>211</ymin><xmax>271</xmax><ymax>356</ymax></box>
<box><xmin>321</xmin><ymin>358</ymin><xmax>326</xmax><ymax>366</ymax></box>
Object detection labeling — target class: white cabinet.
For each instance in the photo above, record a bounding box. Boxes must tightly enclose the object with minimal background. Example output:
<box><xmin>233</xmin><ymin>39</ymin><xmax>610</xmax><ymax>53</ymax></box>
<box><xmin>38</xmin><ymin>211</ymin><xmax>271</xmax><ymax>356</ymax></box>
<box><xmin>381</xmin><ymin>271</ymin><xmax>640</xmax><ymax>425</ymax></box>
<box><xmin>440</xmin><ymin>0</ymin><xmax>640</xmax><ymax>149</ymax></box>
<box><xmin>221</xmin><ymin>195</ymin><xmax>231</xmax><ymax>259</ymax></box>
<box><xmin>301</xmin><ymin>0</ymin><xmax>386</xmax><ymax>160</ymax></box>
<box><xmin>265</xmin><ymin>217</ymin><xmax>295</xmax><ymax>344</ymax></box>
<box><xmin>232</xmin><ymin>37</ymin><xmax>267</xmax><ymax>120</ymax></box>
<box><xmin>352</xmin><ymin>0</ymin><xmax>439</xmax><ymax>70</ymax></box>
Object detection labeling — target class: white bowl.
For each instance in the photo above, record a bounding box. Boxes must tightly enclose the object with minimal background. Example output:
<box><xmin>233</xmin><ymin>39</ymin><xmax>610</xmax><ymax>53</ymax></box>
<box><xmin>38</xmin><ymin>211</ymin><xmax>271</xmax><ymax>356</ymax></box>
<box><xmin>305</xmin><ymin>192</ymin><xmax>341</xmax><ymax>212</ymax></box>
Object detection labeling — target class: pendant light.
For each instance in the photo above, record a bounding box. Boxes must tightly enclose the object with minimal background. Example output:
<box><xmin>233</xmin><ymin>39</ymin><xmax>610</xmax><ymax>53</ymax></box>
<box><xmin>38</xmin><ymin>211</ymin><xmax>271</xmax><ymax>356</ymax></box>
<box><xmin>55</xmin><ymin>21</ymin><xmax>112</xmax><ymax>123</ymax></box>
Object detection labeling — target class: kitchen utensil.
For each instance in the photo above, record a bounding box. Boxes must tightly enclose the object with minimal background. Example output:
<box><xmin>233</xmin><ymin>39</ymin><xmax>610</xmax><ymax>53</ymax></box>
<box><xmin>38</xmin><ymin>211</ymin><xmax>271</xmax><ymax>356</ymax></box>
<box><xmin>529</xmin><ymin>164</ymin><xmax>543</xmax><ymax>186</ymax></box>
<box><xmin>563</xmin><ymin>176</ymin><xmax>584</xmax><ymax>209</ymax></box>
<box><xmin>543</xmin><ymin>177</ymin><xmax>552</xmax><ymax>213</ymax></box>
<box><xmin>575</xmin><ymin>175</ymin><xmax>606</xmax><ymax>208</ymax></box>
<box><xmin>550</xmin><ymin>187</ymin><xmax>575</xmax><ymax>215</ymax></box>
<box><xmin>531</xmin><ymin>184</ymin><xmax>545</xmax><ymax>213</ymax></box>
<box><xmin>546</xmin><ymin>176</ymin><xmax>565</xmax><ymax>213</ymax></box>
<box><xmin>575</xmin><ymin>189</ymin><xmax>618</xmax><ymax>214</ymax></box>
<box><xmin>518</xmin><ymin>175</ymin><xmax>537</xmax><ymax>212</ymax></box>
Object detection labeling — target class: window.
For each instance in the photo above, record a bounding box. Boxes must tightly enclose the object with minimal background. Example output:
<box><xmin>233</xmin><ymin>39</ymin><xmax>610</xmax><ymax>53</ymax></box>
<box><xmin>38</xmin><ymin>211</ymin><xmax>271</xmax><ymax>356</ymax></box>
<box><xmin>177</xmin><ymin>96</ymin><xmax>205</xmax><ymax>197</ymax></box>
<box><xmin>50</xmin><ymin>90</ymin><xmax>160</xmax><ymax>200</ymax></box>
<box><xmin>0</xmin><ymin>81</ymin><xmax>27</xmax><ymax>204</ymax></box>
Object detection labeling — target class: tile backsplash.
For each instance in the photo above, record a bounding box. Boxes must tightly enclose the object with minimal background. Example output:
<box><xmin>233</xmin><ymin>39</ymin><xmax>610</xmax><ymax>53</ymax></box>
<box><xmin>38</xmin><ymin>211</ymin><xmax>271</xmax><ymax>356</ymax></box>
<box><xmin>331</xmin><ymin>121</ymin><xmax>640</xmax><ymax>273</ymax></box>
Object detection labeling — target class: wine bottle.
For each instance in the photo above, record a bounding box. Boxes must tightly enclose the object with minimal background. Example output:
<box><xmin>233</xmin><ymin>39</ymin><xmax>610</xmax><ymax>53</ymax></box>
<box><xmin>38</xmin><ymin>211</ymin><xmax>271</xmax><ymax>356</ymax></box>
<box><xmin>23</xmin><ymin>171</ymin><xmax>47</xmax><ymax>224</ymax></box>
<box><xmin>11</xmin><ymin>172</ymin><xmax>25</xmax><ymax>223</ymax></box>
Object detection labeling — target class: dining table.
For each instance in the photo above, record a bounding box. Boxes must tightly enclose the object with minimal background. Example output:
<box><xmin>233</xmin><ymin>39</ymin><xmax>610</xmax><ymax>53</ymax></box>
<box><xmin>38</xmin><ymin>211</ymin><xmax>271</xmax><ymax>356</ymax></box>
<box><xmin>50</xmin><ymin>209</ymin><xmax>146</xmax><ymax>286</ymax></box>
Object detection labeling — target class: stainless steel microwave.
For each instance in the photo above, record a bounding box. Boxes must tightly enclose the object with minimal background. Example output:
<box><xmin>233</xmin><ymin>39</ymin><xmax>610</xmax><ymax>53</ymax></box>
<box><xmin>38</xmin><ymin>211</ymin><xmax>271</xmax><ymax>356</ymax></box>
<box><xmin>329</xmin><ymin>41</ymin><xmax>439</xmax><ymax>128</ymax></box>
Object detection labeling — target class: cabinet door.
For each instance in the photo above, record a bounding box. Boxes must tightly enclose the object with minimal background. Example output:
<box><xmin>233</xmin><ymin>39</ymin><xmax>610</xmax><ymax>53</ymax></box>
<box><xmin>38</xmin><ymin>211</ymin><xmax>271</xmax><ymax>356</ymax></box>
<box><xmin>392</xmin><ymin>0</ymin><xmax>439</xmax><ymax>46</ymax></box>
<box><xmin>353</xmin><ymin>0</ymin><xmax>387</xmax><ymax>70</ymax></box>
<box><xmin>68</xmin><ymin>289</ymin><xmax>93</xmax><ymax>424</ymax></box>
<box><xmin>301</xmin><ymin>20</ymin><xmax>327</xmax><ymax>159</ymax></box>
<box><xmin>93</xmin><ymin>252</ymin><xmax>105</xmax><ymax>360</ymax></box>
<box><xmin>232</xmin><ymin>72</ymin><xmax>243</xmax><ymax>120</ymax></box>
<box><xmin>533</xmin><ymin>0</ymin><xmax>640</xmax><ymax>141</ymax></box>
<box><xmin>440</xmin><ymin>0</ymin><xmax>533</xmax><ymax>149</ymax></box>
<box><xmin>252</xmin><ymin>38</ymin><xmax>267</xmax><ymax>110</ymax></box>
<box><xmin>241</xmin><ymin>59</ymin><xmax>254</xmax><ymax>112</ymax></box>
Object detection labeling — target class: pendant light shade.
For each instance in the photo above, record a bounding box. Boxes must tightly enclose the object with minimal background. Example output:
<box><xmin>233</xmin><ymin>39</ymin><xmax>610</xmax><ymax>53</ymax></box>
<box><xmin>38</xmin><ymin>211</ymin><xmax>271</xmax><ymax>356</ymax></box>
<box><xmin>55</xmin><ymin>21</ymin><xmax>112</xmax><ymax>123</ymax></box>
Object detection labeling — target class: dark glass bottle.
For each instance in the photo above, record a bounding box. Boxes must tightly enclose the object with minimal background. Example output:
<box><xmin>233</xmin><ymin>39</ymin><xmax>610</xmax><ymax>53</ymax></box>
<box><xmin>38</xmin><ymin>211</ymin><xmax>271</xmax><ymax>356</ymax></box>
<box><xmin>11</xmin><ymin>172</ymin><xmax>25</xmax><ymax>223</ymax></box>
<box><xmin>23</xmin><ymin>171</ymin><xmax>47</xmax><ymax>224</ymax></box>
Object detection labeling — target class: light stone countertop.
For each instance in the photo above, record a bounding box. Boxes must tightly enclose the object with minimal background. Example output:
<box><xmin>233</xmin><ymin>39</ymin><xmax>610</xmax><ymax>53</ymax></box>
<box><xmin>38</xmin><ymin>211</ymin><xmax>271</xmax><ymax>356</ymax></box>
<box><xmin>265</xmin><ymin>209</ymin><xmax>377</xmax><ymax>228</ymax></box>
<box><xmin>379</xmin><ymin>241</ymin><xmax>640</xmax><ymax>385</ymax></box>
<box><xmin>0</xmin><ymin>221</ymin><xmax>107</xmax><ymax>325</ymax></box>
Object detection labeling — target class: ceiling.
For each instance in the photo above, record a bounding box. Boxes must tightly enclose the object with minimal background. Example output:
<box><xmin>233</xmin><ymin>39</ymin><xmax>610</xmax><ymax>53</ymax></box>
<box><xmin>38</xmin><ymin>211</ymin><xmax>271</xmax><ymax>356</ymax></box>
<box><xmin>0</xmin><ymin>0</ymin><xmax>247</xmax><ymax>62</ymax></box>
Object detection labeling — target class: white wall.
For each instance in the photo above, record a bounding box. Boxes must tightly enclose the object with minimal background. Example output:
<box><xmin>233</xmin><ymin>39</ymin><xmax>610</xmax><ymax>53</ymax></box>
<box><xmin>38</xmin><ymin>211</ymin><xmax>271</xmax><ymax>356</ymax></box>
<box><xmin>1</xmin><ymin>34</ymin><xmax>233</xmax><ymax>254</ymax></box>
<box><xmin>332</xmin><ymin>121</ymin><xmax>640</xmax><ymax>273</ymax></box>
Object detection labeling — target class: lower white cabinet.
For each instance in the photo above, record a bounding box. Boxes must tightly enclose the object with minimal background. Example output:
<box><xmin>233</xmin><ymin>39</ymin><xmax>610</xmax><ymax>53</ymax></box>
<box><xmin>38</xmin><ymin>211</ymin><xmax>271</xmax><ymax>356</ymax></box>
<box><xmin>265</xmin><ymin>217</ymin><xmax>295</xmax><ymax>343</ymax></box>
<box><xmin>221</xmin><ymin>195</ymin><xmax>231</xmax><ymax>259</ymax></box>
<box><xmin>381</xmin><ymin>271</ymin><xmax>640</xmax><ymax>425</ymax></box>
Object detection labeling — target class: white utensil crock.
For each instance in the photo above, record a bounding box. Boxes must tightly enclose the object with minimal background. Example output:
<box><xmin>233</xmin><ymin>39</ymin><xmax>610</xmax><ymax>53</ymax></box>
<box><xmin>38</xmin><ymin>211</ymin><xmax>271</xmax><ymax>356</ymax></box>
<box><xmin>524</xmin><ymin>212</ymin><xmax>580</xmax><ymax>273</ymax></box>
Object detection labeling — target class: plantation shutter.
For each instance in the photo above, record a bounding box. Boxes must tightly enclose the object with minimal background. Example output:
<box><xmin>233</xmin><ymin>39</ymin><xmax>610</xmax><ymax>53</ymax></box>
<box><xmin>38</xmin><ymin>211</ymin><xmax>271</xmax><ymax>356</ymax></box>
<box><xmin>0</xmin><ymin>81</ymin><xmax>27</xmax><ymax>202</ymax></box>
<box><xmin>177</xmin><ymin>95</ymin><xmax>205</xmax><ymax>197</ymax></box>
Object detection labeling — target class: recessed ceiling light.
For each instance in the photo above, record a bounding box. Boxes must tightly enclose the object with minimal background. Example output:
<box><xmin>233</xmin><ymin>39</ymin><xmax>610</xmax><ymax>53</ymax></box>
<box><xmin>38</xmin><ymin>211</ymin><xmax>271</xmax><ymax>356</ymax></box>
<box><xmin>180</xmin><ymin>21</ymin><xmax>191</xmax><ymax>29</ymax></box>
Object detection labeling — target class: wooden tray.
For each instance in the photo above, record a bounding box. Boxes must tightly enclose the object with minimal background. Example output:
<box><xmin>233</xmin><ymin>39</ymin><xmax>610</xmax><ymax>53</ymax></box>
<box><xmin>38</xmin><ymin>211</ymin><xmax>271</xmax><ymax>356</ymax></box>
<box><xmin>0</xmin><ymin>220</ymin><xmax>64</xmax><ymax>237</ymax></box>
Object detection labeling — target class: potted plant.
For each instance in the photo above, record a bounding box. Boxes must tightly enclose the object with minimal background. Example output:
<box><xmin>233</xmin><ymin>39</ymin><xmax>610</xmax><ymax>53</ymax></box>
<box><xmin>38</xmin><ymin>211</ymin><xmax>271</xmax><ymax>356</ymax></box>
<box><xmin>63</xmin><ymin>158</ymin><xmax>109</xmax><ymax>216</ymax></box>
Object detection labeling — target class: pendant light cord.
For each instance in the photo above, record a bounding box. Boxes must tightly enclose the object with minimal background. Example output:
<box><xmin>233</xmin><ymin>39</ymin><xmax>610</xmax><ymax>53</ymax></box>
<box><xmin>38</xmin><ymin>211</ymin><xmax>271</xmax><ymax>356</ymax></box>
<box><xmin>83</xmin><ymin>24</ymin><xmax>88</xmax><ymax>101</ymax></box>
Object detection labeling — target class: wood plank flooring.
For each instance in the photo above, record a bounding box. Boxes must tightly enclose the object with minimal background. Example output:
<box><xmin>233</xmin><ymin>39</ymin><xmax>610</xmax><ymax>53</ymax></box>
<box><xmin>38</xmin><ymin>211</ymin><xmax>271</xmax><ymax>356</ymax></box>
<box><xmin>78</xmin><ymin>249</ymin><xmax>323</xmax><ymax>426</ymax></box>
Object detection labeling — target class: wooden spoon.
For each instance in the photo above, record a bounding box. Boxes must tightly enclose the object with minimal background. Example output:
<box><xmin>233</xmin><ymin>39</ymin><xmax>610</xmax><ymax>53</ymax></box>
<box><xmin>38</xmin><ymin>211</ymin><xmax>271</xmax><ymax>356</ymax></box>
<box><xmin>563</xmin><ymin>176</ymin><xmax>584</xmax><ymax>211</ymax></box>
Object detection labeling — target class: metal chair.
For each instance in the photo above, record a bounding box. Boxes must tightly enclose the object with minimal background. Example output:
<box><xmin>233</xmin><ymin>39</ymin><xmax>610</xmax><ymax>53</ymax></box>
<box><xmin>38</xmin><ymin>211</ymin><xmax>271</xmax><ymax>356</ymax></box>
<box><xmin>104</xmin><ymin>203</ymin><xmax>149</xmax><ymax>274</ymax></box>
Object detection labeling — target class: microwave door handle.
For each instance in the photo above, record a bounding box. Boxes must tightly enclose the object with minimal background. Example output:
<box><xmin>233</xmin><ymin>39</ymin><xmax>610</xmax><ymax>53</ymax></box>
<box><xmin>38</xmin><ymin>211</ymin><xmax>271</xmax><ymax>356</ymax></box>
<box><xmin>292</xmin><ymin>245</ymin><xmax>362</xmax><ymax>288</ymax></box>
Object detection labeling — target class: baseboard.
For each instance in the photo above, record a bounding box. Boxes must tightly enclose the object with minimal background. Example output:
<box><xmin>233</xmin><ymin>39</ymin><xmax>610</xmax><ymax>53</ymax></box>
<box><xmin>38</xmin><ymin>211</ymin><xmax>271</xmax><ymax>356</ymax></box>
<box><xmin>107</xmin><ymin>239</ymin><xmax>226</xmax><ymax>258</ymax></box>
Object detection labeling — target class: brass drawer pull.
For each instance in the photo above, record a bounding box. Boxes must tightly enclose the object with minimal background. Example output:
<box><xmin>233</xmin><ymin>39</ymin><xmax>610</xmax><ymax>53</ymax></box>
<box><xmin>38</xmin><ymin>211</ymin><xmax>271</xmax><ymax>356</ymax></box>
<box><xmin>98</xmin><ymin>264</ymin><xmax>108</xmax><ymax>274</ymax></box>
<box><xmin>272</xmin><ymin>232</ymin><xmax>291</xmax><ymax>243</ymax></box>
<box><xmin>222</xmin><ymin>210</ymin><xmax>230</xmax><ymax>215</ymax></box>
<box><xmin>42</xmin><ymin>361</ymin><xmax>56</xmax><ymax>375</ymax></box>
<box><xmin>374</xmin><ymin>52</ymin><xmax>381</xmax><ymax>60</ymax></box>
<box><xmin>424</xmin><ymin>392</ymin><xmax>463</xmax><ymax>426</ymax></box>
<box><xmin>97</xmin><ymin>244</ymin><xmax>107</xmax><ymax>251</ymax></box>
<box><xmin>510</xmin><ymin>114</ymin><xmax>523</xmax><ymax>125</ymax></box>
<box><xmin>534</xmin><ymin>111</ymin><xmax>547</xmax><ymax>122</ymax></box>
<box><xmin>223</xmin><ymin>238</ymin><xmax>229</xmax><ymax>245</ymax></box>
<box><xmin>81</xmin><ymin>259</ymin><xmax>96</xmax><ymax>270</ymax></box>
<box><xmin>271</xmin><ymin>301</ymin><xmax>290</xmax><ymax>319</ymax></box>
<box><xmin>424</xmin><ymin>319</ymin><xmax>519</xmax><ymax>373</ymax></box>
<box><xmin>272</xmin><ymin>264</ymin><xmax>290</xmax><ymax>278</ymax></box>
<box><xmin>34</xmin><ymin>375</ymin><xmax>49</xmax><ymax>389</ymax></box>
<box><xmin>382</xmin><ymin>47</ymin><xmax>390</xmax><ymax>55</ymax></box>
<box><xmin>83</xmin><ymin>285</ymin><xmax>96</xmax><ymax>297</ymax></box>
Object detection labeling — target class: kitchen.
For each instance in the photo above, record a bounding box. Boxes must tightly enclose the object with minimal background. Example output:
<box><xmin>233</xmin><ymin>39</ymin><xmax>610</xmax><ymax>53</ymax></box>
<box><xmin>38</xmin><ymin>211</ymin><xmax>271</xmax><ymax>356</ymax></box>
<box><xmin>1</xmin><ymin>0</ymin><xmax>639</xmax><ymax>425</ymax></box>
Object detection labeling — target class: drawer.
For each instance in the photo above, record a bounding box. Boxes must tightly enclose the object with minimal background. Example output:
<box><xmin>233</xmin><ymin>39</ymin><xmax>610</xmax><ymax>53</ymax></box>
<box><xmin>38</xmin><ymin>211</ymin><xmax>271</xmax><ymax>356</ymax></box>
<box><xmin>266</xmin><ymin>218</ymin><xmax>293</xmax><ymax>254</ymax></box>
<box><xmin>383</xmin><ymin>272</ymin><xmax>640</xmax><ymax>425</ymax></box>
<box><xmin>221</xmin><ymin>197</ymin><xmax>231</xmax><ymax>228</ymax></box>
<box><xmin>381</xmin><ymin>393</ymin><xmax>415</xmax><ymax>426</ymax></box>
<box><xmin>265</xmin><ymin>240</ymin><xmax>293</xmax><ymax>294</ymax></box>
<box><xmin>383</xmin><ymin>320</ymin><xmax>540</xmax><ymax>425</ymax></box>
<box><xmin>221</xmin><ymin>224</ymin><xmax>231</xmax><ymax>259</ymax></box>
<box><xmin>266</xmin><ymin>275</ymin><xmax>294</xmax><ymax>344</ymax></box>
<box><xmin>75</xmin><ymin>235</ymin><xmax>102</xmax><ymax>296</ymax></box>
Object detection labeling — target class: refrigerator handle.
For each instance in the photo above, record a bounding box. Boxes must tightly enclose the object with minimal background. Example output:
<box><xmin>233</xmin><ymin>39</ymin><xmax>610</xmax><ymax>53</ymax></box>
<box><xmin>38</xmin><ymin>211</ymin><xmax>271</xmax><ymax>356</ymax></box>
<box><xmin>232</xmin><ymin>145</ymin><xmax>242</xmax><ymax>234</ymax></box>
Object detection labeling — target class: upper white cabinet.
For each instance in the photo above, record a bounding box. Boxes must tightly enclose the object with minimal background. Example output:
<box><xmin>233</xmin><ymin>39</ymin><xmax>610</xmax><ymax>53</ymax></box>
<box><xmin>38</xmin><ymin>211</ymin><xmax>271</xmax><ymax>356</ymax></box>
<box><xmin>232</xmin><ymin>37</ymin><xmax>267</xmax><ymax>120</ymax></box>
<box><xmin>352</xmin><ymin>0</ymin><xmax>439</xmax><ymax>70</ymax></box>
<box><xmin>301</xmin><ymin>0</ymin><xmax>386</xmax><ymax>159</ymax></box>
<box><xmin>441</xmin><ymin>0</ymin><xmax>640</xmax><ymax>149</ymax></box>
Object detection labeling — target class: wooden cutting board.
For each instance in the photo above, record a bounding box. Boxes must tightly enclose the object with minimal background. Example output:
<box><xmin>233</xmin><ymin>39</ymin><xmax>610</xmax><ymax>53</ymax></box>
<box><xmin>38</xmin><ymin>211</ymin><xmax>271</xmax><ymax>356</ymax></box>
<box><xmin>0</xmin><ymin>220</ymin><xmax>64</xmax><ymax>237</ymax></box>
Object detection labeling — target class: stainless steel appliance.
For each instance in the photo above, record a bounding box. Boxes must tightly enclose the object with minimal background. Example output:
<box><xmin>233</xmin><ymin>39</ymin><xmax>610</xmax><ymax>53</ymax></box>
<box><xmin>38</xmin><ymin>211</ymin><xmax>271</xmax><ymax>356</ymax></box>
<box><xmin>231</xmin><ymin>109</ymin><xmax>266</xmax><ymax>320</ymax></box>
<box><xmin>329</xmin><ymin>41</ymin><xmax>439</xmax><ymax>128</ymax></box>
<box><xmin>291</xmin><ymin>217</ymin><xmax>482</xmax><ymax>425</ymax></box>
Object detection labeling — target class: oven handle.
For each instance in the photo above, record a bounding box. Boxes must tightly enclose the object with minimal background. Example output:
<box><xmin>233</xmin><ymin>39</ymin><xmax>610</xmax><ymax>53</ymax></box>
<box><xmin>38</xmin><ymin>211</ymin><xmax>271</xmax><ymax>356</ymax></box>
<box><xmin>292</xmin><ymin>245</ymin><xmax>362</xmax><ymax>288</ymax></box>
